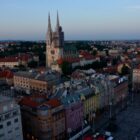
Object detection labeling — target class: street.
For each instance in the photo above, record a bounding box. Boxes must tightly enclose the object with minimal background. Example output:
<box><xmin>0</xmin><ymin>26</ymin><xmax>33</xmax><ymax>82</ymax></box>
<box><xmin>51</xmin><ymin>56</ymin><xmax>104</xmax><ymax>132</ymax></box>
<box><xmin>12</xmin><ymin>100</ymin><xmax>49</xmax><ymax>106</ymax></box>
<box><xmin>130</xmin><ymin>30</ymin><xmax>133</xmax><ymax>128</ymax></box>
<box><xmin>83</xmin><ymin>93</ymin><xmax>140</xmax><ymax>140</ymax></box>
<box><xmin>112</xmin><ymin>93</ymin><xmax>140</xmax><ymax>140</ymax></box>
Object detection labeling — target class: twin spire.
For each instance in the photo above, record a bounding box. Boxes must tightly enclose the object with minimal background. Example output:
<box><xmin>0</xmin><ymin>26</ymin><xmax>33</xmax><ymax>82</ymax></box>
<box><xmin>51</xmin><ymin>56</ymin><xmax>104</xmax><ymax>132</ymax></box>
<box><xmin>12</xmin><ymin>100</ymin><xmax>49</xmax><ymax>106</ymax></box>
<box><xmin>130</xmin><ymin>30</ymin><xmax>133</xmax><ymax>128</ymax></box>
<box><xmin>48</xmin><ymin>12</ymin><xmax>60</xmax><ymax>32</ymax></box>
<box><xmin>56</xmin><ymin>11</ymin><xmax>60</xmax><ymax>30</ymax></box>
<box><xmin>48</xmin><ymin>12</ymin><xmax>52</xmax><ymax>32</ymax></box>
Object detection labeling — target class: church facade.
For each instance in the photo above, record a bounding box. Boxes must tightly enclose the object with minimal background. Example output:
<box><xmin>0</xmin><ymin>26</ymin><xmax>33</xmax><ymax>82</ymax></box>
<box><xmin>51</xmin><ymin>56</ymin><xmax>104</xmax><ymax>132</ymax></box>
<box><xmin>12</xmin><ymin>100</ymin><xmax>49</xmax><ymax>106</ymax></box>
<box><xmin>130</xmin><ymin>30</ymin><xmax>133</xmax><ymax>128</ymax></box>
<box><xmin>46</xmin><ymin>13</ymin><xmax>79</xmax><ymax>71</ymax></box>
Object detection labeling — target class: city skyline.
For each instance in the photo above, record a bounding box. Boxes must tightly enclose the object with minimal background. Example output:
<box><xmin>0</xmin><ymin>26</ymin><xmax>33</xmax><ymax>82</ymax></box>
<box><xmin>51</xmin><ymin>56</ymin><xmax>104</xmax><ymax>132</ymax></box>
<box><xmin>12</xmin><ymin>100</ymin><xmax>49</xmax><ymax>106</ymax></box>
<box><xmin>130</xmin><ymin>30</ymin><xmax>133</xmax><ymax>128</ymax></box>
<box><xmin>0</xmin><ymin>0</ymin><xmax>140</xmax><ymax>40</ymax></box>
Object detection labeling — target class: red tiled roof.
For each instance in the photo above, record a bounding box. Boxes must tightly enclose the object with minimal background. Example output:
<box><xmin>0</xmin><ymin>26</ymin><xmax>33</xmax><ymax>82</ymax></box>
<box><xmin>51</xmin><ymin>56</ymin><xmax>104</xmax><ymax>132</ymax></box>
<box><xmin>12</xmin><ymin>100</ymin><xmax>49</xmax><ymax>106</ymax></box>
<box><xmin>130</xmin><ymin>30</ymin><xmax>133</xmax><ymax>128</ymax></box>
<box><xmin>80</xmin><ymin>51</ymin><xmax>95</xmax><ymax>60</ymax></box>
<box><xmin>19</xmin><ymin>97</ymin><xmax>40</xmax><ymax>108</ymax></box>
<box><xmin>83</xmin><ymin>136</ymin><xmax>93</xmax><ymax>140</ymax></box>
<box><xmin>135</xmin><ymin>48</ymin><xmax>140</xmax><ymax>51</ymax></box>
<box><xmin>0</xmin><ymin>54</ymin><xmax>31</xmax><ymax>62</ymax></box>
<box><xmin>57</xmin><ymin>57</ymin><xmax>80</xmax><ymax>64</ymax></box>
<box><xmin>37</xmin><ymin>67</ymin><xmax>47</xmax><ymax>72</ymax></box>
<box><xmin>136</xmin><ymin>55</ymin><xmax>140</xmax><ymax>58</ymax></box>
<box><xmin>45</xmin><ymin>99</ymin><xmax>61</xmax><ymax>108</ymax></box>
<box><xmin>96</xmin><ymin>136</ymin><xmax>105</xmax><ymax>140</ymax></box>
<box><xmin>0</xmin><ymin>57</ymin><xmax>19</xmax><ymax>62</ymax></box>
<box><xmin>57</xmin><ymin>58</ymin><xmax>63</xmax><ymax>65</ymax></box>
<box><xmin>103</xmin><ymin>66</ymin><xmax>117</xmax><ymax>73</ymax></box>
<box><xmin>0</xmin><ymin>70</ymin><xmax>13</xmax><ymax>79</ymax></box>
<box><xmin>66</xmin><ymin>58</ymin><xmax>80</xmax><ymax>63</ymax></box>
<box><xmin>136</xmin><ymin>64</ymin><xmax>140</xmax><ymax>69</ymax></box>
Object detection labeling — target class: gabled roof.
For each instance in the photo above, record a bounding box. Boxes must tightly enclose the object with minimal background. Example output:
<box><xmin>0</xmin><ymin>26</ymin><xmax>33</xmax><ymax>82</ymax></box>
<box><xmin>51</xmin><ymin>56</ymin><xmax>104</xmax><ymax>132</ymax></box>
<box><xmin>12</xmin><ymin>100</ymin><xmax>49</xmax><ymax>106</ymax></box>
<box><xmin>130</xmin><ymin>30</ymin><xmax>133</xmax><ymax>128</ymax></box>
<box><xmin>45</xmin><ymin>99</ymin><xmax>61</xmax><ymax>108</ymax></box>
<box><xmin>0</xmin><ymin>54</ymin><xmax>31</xmax><ymax>63</ymax></box>
<box><xmin>19</xmin><ymin>96</ymin><xmax>61</xmax><ymax>109</ymax></box>
<box><xmin>19</xmin><ymin>97</ymin><xmax>40</xmax><ymax>108</ymax></box>
<box><xmin>80</xmin><ymin>51</ymin><xmax>95</xmax><ymax>60</ymax></box>
<box><xmin>57</xmin><ymin>57</ymin><xmax>80</xmax><ymax>64</ymax></box>
<box><xmin>0</xmin><ymin>70</ymin><xmax>13</xmax><ymax>79</ymax></box>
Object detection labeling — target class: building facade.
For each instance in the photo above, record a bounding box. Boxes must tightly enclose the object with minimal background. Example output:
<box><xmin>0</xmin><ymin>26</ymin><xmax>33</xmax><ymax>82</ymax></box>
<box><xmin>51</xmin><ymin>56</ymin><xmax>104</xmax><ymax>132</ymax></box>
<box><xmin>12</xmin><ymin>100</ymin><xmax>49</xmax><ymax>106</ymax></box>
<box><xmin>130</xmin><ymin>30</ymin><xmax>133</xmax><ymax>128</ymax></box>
<box><xmin>19</xmin><ymin>96</ymin><xmax>65</xmax><ymax>140</ymax></box>
<box><xmin>13</xmin><ymin>70</ymin><xmax>61</xmax><ymax>94</ymax></box>
<box><xmin>46</xmin><ymin>13</ymin><xmax>79</xmax><ymax>71</ymax></box>
<box><xmin>0</xmin><ymin>96</ymin><xmax>23</xmax><ymax>140</ymax></box>
<box><xmin>133</xmin><ymin>68</ymin><xmax>140</xmax><ymax>92</ymax></box>
<box><xmin>46</xmin><ymin>13</ymin><xmax>64</xmax><ymax>71</ymax></box>
<box><xmin>61</xmin><ymin>95</ymin><xmax>83</xmax><ymax>137</ymax></box>
<box><xmin>0</xmin><ymin>54</ymin><xmax>32</xmax><ymax>68</ymax></box>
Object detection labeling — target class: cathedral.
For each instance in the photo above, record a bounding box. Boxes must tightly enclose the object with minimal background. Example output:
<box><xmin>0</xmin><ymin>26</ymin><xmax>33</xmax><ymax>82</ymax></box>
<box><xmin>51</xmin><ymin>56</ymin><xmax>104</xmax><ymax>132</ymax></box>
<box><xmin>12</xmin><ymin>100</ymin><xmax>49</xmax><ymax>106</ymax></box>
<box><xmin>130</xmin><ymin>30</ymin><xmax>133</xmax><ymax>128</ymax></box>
<box><xmin>46</xmin><ymin>12</ymin><xmax>78</xmax><ymax>71</ymax></box>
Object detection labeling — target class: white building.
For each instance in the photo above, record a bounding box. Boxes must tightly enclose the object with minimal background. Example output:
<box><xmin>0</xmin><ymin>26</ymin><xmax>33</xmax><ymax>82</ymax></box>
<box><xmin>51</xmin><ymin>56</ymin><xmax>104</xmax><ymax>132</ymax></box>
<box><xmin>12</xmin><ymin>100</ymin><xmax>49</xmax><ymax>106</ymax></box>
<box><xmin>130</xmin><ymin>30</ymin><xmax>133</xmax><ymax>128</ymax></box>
<box><xmin>0</xmin><ymin>96</ymin><xmax>23</xmax><ymax>140</ymax></box>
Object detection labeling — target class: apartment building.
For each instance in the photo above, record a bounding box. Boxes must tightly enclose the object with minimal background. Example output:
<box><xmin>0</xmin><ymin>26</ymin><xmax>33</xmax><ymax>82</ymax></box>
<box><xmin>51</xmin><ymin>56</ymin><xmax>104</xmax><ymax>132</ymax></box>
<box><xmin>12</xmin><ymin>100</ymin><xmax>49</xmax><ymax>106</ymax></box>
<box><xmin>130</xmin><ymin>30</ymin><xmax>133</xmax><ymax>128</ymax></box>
<box><xmin>19</xmin><ymin>96</ymin><xmax>65</xmax><ymax>140</ymax></box>
<box><xmin>0</xmin><ymin>96</ymin><xmax>23</xmax><ymax>140</ymax></box>
<box><xmin>133</xmin><ymin>68</ymin><xmax>140</xmax><ymax>92</ymax></box>
<box><xmin>14</xmin><ymin>70</ymin><xmax>61</xmax><ymax>94</ymax></box>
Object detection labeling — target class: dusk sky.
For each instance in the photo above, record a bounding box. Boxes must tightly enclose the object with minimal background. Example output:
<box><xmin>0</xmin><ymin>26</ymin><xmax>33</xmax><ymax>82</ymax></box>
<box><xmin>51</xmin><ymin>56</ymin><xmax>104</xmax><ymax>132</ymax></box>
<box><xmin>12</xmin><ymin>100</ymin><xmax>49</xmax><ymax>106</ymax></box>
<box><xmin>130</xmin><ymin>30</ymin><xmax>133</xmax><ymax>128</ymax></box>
<box><xmin>0</xmin><ymin>0</ymin><xmax>140</xmax><ymax>40</ymax></box>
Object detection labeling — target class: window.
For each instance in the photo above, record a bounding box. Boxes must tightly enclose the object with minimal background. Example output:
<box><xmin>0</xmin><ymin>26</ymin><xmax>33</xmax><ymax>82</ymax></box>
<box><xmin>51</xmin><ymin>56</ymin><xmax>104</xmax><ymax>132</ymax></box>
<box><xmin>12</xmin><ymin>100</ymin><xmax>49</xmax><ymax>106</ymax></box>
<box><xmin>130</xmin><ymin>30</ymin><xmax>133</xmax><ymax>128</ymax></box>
<box><xmin>8</xmin><ymin>130</ymin><xmax>12</xmax><ymax>133</ymax></box>
<box><xmin>11</xmin><ymin>104</ymin><xmax>14</xmax><ymax>108</ymax></box>
<box><xmin>0</xmin><ymin>133</ymin><xmax>4</xmax><ymax>137</ymax></box>
<box><xmin>7</xmin><ymin>121</ymin><xmax>11</xmax><ymax>126</ymax></box>
<box><xmin>5</xmin><ymin>113</ymin><xmax>11</xmax><ymax>119</ymax></box>
<box><xmin>14</xmin><ymin>118</ymin><xmax>18</xmax><ymax>123</ymax></box>
<box><xmin>0</xmin><ymin>116</ymin><xmax>3</xmax><ymax>122</ymax></box>
<box><xmin>16</xmin><ymin>135</ymin><xmax>20</xmax><ymax>138</ymax></box>
<box><xmin>15</xmin><ymin>127</ymin><xmax>19</xmax><ymax>130</ymax></box>
<box><xmin>13</xmin><ymin>111</ymin><xmax>18</xmax><ymax>116</ymax></box>
<box><xmin>3</xmin><ymin>106</ymin><xmax>8</xmax><ymax>112</ymax></box>
<box><xmin>0</xmin><ymin>124</ymin><xmax>3</xmax><ymax>129</ymax></box>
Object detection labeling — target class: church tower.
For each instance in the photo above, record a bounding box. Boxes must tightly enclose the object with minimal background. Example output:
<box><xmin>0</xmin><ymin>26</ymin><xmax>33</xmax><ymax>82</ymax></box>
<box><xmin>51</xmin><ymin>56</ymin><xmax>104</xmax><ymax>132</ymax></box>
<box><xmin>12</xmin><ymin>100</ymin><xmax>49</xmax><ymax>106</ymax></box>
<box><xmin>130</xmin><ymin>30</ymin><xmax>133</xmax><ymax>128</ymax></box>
<box><xmin>46</xmin><ymin>13</ymin><xmax>52</xmax><ymax>67</ymax></box>
<box><xmin>46</xmin><ymin>12</ymin><xmax>64</xmax><ymax>71</ymax></box>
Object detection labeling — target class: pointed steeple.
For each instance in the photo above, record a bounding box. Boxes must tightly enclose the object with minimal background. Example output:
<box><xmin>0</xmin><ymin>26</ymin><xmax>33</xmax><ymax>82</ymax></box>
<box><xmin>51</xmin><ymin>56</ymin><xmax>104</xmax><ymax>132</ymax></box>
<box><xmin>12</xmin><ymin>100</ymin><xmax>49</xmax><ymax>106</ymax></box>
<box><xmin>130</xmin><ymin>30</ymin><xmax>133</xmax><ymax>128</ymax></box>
<box><xmin>56</xmin><ymin>11</ymin><xmax>60</xmax><ymax>31</ymax></box>
<box><xmin>47</xmin><ymin>12</ymin><xmax>52</xmax><ymax>46</ymax></box>
<box><xmin>48</xmin><ymin>12</ymin><xmax>52</xmax><ymax>32</ymax></box>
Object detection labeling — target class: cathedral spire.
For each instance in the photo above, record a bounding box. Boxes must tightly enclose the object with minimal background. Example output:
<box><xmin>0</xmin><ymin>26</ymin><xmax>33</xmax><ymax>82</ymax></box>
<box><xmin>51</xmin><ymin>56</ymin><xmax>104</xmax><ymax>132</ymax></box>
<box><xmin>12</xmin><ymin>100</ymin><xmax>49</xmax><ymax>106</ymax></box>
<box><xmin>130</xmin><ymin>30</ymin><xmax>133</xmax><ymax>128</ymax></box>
<box><xmin>56</xmin><ymin>11</ymin><xmax>60</xmax><ymax>31</ymax></box>
<box><xmin>47</xmin><ymin>12</ymin><xmax>52</xmax><ymax>46</ymax></box>
<box><xmin>48</xmin><ymin>12</ymin><xmax>52</xmax><ymax>32</ymax></box>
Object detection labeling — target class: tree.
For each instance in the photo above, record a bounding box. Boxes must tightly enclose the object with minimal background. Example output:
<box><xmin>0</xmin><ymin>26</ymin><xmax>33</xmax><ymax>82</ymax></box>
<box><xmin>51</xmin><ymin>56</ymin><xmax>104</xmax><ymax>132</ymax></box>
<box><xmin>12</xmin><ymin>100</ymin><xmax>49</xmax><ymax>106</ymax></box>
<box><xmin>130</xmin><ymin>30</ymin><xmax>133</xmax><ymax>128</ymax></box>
<box><xmin>112</xmin><ymin>58</ymin><xmax>118</xmax><ymax>66</ymax></box>
<box><xmin>28</xmin><ymin>60</ymin><xmax>38</xmax><ymax>68</ymax></box>
<box><xmin>61</xmin><ymin>61</ymin><xmax>72</xmax><ymax>75</ymax></box>
<box><xmin>92</xmin><ymin>50</ymin><xmax>97</xmax><ymax>56</ymax></box>
<box><xmin>17</xmin><ymin>64</ymin><xmax>26</xmax><ymax>71</ymax></box>
<box><xmin>120</xmin><ymin>64</ymin><xmax>130</xmax><ymax>76</ymax></box>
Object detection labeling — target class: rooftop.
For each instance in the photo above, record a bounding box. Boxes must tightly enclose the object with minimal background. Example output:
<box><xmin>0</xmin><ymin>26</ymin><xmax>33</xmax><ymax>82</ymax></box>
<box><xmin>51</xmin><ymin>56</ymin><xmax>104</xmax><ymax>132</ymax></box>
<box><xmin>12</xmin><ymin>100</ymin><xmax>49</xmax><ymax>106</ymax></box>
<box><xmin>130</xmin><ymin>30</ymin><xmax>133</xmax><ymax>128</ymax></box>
<box><xmin>14</xmin><ymin>70</ymin><xmax>61</xmax><ymax>82</ymax></box>
<box><xmin>0</xmin><ymin>95</ymin><xmax>12</xmax><ymax>103</ymax></box>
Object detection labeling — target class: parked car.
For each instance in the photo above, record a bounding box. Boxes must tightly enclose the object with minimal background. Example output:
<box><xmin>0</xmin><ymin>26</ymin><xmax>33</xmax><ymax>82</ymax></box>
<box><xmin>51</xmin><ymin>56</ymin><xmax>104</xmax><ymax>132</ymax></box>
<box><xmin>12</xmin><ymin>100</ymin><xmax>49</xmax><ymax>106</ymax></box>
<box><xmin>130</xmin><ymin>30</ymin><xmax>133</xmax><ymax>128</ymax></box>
<box><xmin>106</xmin><ymin>136</ymin><xmax>114</xmax><ymax>140</ymax></box>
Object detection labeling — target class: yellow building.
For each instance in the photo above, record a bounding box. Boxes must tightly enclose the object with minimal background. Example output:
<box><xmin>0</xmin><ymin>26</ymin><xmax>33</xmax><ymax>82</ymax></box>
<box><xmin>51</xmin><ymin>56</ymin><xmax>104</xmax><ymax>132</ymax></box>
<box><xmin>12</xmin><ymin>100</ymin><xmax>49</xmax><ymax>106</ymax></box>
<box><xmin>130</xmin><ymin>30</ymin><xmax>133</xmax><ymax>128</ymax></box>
<box><xmin>14</xmin><ymin>71</ymin><xmax>61</xmax><ymax>94</ymax></box>
<box><xmin>81</xmin><ymin>91</ymin><xmax>100</xmax><ymax>123</ymax></box>
<box><xmin>30</xmin><ymin>79</ymin><xmax>48</xmax><ymax>92</ymax></box>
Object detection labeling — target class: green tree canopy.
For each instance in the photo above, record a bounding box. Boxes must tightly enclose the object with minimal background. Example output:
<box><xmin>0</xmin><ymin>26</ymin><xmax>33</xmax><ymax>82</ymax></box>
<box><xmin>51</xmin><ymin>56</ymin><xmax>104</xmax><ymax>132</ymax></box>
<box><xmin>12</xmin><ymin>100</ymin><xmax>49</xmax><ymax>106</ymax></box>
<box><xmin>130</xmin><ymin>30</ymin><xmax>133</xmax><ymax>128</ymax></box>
<box><xmin>61</xmin><ymin>61</ymin><xmax>72</xmax><ymax>75</ymax></box>
<box><xmin>28</xmin><ymin>60</ymin><xmax>38</xmax><ymax>68</ymax></box>
<box><xmin>120</xmin><ymin>64</ymin><xmax>130</xmax><ymax>76</ymax></box>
